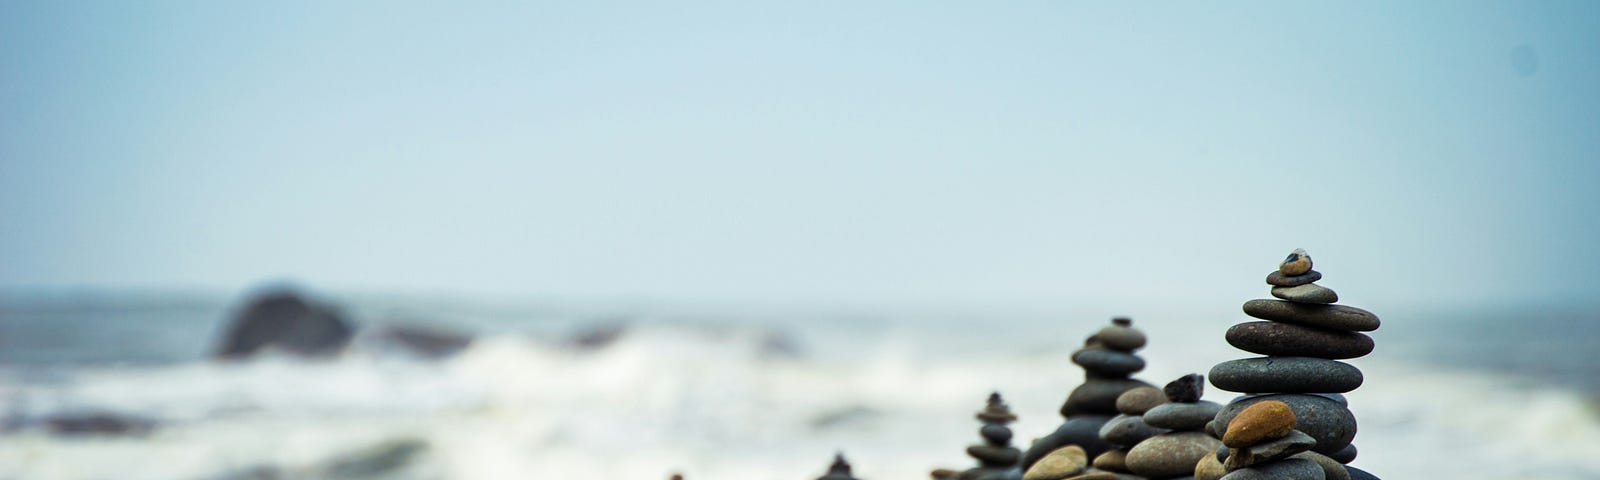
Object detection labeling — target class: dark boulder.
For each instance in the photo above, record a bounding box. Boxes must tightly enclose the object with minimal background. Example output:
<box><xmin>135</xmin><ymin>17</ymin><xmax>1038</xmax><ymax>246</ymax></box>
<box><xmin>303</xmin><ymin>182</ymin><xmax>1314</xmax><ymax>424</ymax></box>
<box><xmin>214</xmin><ymin>290</ymin><xmax>353</xmax><ymax>359</ymax></box>
<box><xmin>45</xmin><ymin>411</ymin><xmax>156</xmax><ymax>436</ymax></box>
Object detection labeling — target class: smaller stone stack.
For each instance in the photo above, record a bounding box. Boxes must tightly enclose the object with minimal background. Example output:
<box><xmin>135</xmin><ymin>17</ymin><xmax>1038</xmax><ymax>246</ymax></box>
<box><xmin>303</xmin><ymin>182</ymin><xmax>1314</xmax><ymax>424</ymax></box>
<box><xmin>1088</xmin><ymin>386</ymin><xmax>1167</xmax><ymax>479</ymax></box>
<box><xmin>1198</xmin><ymin>400</ymin><xmax>1325</xmax><ymax>480</ymax></box>
<box><xmin>816</xmin><ymin>453</ymin><xmax>861</xmax><ymax>480</ymax></box>
<box><xmin>1022</xmin><ymin>318</ymin><xmax>1155</xmax><ymax>470</ymax></box>
<box><xmin>961</xmin><ymin>392</ymin><xmax>1024</xmax><ymax>480</ymax></box>
<box><xmin>1208</xmin><ymin>249</ymin><xmax>1379</xmax><ymax>475</ymax></box>
<box><xmin>1124</xmin><ymin>375</ymin><xmax>1223</xmax><ymax>479</ymax></box>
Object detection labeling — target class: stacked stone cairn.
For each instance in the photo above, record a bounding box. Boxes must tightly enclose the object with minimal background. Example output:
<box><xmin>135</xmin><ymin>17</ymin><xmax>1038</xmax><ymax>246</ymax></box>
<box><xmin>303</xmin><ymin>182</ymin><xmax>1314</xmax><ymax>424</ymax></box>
<box><xmin>958</xmin><ymin>392</ymin><xmax>1025</xmax><ymax>480</ymax></box>
<box><xmin>1204</xmin><ymin>249</ymin><xmax>1381</xmax><ymax>480</ymax></box>
<box><xmin>1116</xmin><ymin>374</ymin><xmax>1223</xmax><ymax>479</ymax></box>
<box><xmin>816</xmin><ymin>453</ymin><xmax>861</xmax><ymax>480</ymax></box>
<box><xmin>1021</xmin><ymin>318</ymin><xmax>1155</xmax><ymax>471</ymax></box>
<box><xmin>1084</xmin><ymin>385</ymin><xmax>1166</xmax><ymax>479</ymax></box>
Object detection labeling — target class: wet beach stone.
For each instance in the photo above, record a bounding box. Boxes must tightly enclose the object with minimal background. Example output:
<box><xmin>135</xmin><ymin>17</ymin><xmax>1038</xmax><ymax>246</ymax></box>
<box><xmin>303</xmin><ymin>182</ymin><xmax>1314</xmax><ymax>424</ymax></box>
<box><xmin>1210</xmin><ymin>357</ymin><xmax>1363</xmax><ymax>394</ymax></box>
<box><xmin>1225</xmin><ymin>322</ymin><xmax>1374</xmax><ymax>359</ymax></box>
<box><xmin>1073</xmin><ymin>349</ymin><xmax>1147</xmax><ymax>376</ymax></box>
<box><xmin>1266</xmin><ymin>270</ymin><xmax>1322</xmax><ymax>287</ymax></box>
<box><xmin>1271</xmin><ymin>284</ymin><xmax>1339</xmax><ymax>304</ymax></box>
<box><xmin>1115</xmin><ymin>387</ymin><xmax>1166</xmax><ymax>415</ymax></box>
<box><xmin>1143</xmin><ymin>401</ymin><xmax>1222</xmax><ymax>431</ymax></box>
<box><xmin>1218</xmin><ymin>458</ymin><xmax>1324</xmax><ymax>480</ymax></box>
<box><xmin>1209</xmin><ymin>395</ymin><xmax>1357</xmax><ymax>456</ymax></box>
<box><xmin>1242</xmin><ymin>300</ymin><xmax>1380</xmax><ymax>332</ymax></box>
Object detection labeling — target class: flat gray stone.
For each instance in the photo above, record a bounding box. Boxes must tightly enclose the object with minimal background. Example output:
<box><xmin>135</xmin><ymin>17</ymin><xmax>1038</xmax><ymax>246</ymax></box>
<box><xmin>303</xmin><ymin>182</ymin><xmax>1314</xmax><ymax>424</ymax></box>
<box><xmin>1099</xmin><ymin>414</ymin><xmax>1169</xmax><ymax>446</ymax></box>
<box><xmin>1142</xmin><ymin>401</ymin><xmax>1222</xmax><ymax>431</ymax></box>
<box><xmin>1225</xmin><ymin>322</ymin><xmax>1375</xmax><ymax>359</ymax></box>
<box><xmin>1073</xmin><ymin>348</ymin><xmax>1146</xmax><ymax>377</ymax></box>
<box><xmin>1210</xmin><ymin>357</ymin><xmax>1363</xmax><ymax>393</ymax></box>
<box><xmin>1266</xmin><ymin>270</ymin><xmax>1322</xmax><ymax>287</ymax></box>
<box><xmin>1271</xmin><ymin>284</ymin><xmax>1339</xmax><ymax>304</ymax></box>
<box><xmin>1242</xmin><ymin>300</ymin><xmax>1380</xmax><ymax>332</ymax></box>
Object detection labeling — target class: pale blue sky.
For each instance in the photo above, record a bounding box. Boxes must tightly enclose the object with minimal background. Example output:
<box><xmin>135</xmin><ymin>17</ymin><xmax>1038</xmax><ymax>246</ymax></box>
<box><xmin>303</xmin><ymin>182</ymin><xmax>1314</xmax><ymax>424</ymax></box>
<box><xmin>3</xmin><ymin>1</ymin><xmax>1597</xmax><ymax>309</ymax></box>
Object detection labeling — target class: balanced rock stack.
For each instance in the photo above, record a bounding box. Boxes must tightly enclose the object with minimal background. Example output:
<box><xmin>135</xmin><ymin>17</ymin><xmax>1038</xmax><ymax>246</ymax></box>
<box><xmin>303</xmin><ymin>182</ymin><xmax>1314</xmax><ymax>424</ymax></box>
<box><xmin>1082</xmin><ymin>385</ymin><xmax>1165</xmax><ymax>479</ymax></box>
<box><xmin>1122</xmin><ymin>374</ymin><xmax>1223</xmax><ymax>479</ymax></box>
<box><xmin>960</xmin><ymin>392</ymin><xmax>1024</xmax><ymax>480</ymax></box>
<box><xmin>1198</xmin><ymin>400</ymin><xmax>1326</xmax><ymax>480</ymax></box>
<box><xmin>1022</xmin><ymin>318</ymin><xmax>1155</xmax><ymax>470</ymax></box>
<box><xmin>816</xmin><ymin>453</ymin><xmax>861</xmax><ymax>480</ymax></box>
<box><xmin>1205</xmin><ymin>249</ymin><xmax>1381</xmax><ymax>480</ymax></box>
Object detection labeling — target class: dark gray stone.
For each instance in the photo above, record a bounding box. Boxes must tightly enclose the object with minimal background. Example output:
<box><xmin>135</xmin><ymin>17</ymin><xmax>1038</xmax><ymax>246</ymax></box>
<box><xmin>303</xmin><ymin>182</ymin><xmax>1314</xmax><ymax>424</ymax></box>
<box><xmin>1164</xmin><ymin>374</ymin><xmax>1206</xmax><ymax>403</ymax></box>
<box><xmin>1021</xmin><ymin>415</ymin><xmax>1115</xmax><ymax>471</ymax></box>
<box><xmin>983</xmin><ymin>423</ymin><xmax>1013</xmax><ymax>445</ymax></box>
<box><xmin>1225</xmin><ymin>430</ymin><xmax>1316</xmax><ymax>469</ymax></box>
<box><xmin>44</xmin><ymin>412</ymin><xmax>156</xmax><ymax>436</ymax></box>
<box><xmin>1072</xmin><ymin>349</ymin><xmax>1146</xmax><ymax>377</ymax></box>
<box><xmin>817</xmin><ymin>453</ymin><xmax>859</xmax><ymax>480</ymax></box>
<box><xmin>1225</xmin><ymin>322</ymin><xmax>1374</xmax><ymax>359</ymax></box>
<box><xmin>1208</xmin><ymin>394</ymin><xmax>1357</xmax><ymax>456</ymax></box>
<box><xmin>1063</xmin><ymin>379</ymin><xmax>1154</xmax><ymax>417</ymax></box>
<box><xmin>1242</xmin><ymin>300</ymin><xmax>1380</xmax><ymax>332</ymax></box>
<box><xmin>1099</xmin><ymin>414</ymin><xmax>1169</xmax><ymax>446</ymax></box>
<box><xmin>1266</xmin><ymin>270</ymin><xmax>1322</xmax><ymax>287</ymax></box>
<box><xmin>1143</xmin><ymin>401</ymin><xmax>1222</xmax><ymax>431</ymax></box>
<box><xmin>214</xmin><ymin>290</ymin><xmax>353</xmax><ymax>359</ymax></box>
<box><xmin>1329</xmin><ymin>444</ymin><xmax>1357</xmax><ymax>463</ymax></box>
<box><xmin>1271</xmin><ymin>284</ymin><xmax>1339</xmax><ymax>304</ymax></box>
<box><xmin>1345</xmin><ymin>466</ymin><xmax>1379</xmax><ymax>480</ymax></box>
<box><xmin>1218</xmin><ymin>458</ymin><xmax>1325</xmax><ymax>480</ymax></box>
<box><xmin>1210</xmin><ymin>357</ymin><xmax>1363</xmax><ymax>394</ymax></box>
<box><xmin>968</xmin><ymin>445</ymin><xmax>1023</xmax><ymax>466</ymax></box>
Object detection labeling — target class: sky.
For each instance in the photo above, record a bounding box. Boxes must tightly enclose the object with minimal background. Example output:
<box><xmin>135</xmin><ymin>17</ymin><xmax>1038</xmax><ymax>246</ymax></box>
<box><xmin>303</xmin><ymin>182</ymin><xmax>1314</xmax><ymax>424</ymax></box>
<box><xmin>2</xmin><ymin>1</ymin><xmax>1598</xmax><ymax>310</ymax></box>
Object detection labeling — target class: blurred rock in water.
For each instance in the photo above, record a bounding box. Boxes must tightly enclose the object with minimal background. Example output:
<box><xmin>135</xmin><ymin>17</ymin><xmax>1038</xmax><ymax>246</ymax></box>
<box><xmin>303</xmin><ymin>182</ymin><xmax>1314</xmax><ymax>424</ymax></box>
<box><xmin>320</xmin><ymin>438</ymin><xmax>428</xmax><ymax>478</ymax></box>
<box><xmin>44</xmin><ymin>411</ymin><xmax>156</xmax><ymax>436</ymax></box>
<box><xmin>568</xmin><ymin>321</ymin><xmax>628</xmax><ymax>351</ymax></box>
<box><xmin>213</xmin><ymin>289</ymin><xmax>353</xmax><ymax>359</ymax></box>
<box><xmin>367</xmin><ymin>324</ymin><xmax>473</xmax><ymax>359</ymax></box>
<box><xmin>809</xmin><ymin>405</ymin><xmax>883</xmax><ymax>430</ymax></box>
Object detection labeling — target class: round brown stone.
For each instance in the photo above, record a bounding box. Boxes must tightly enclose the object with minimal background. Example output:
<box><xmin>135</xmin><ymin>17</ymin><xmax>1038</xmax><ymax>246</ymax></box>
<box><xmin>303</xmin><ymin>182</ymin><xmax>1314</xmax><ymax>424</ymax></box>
<box><xmin>1279</xmin><ymin>249</ymin><xmax>1312</xmax><ymax>275</ymax></box>
<box><xmin>1091</xmin><ymin>449</ymin><xmax>1128</xmax><ymax>472</ymax></box>
<box><xmin>1223</xmin><ymin>400</ymin><xmax>1296</xmax><ymax>448</ymax></box>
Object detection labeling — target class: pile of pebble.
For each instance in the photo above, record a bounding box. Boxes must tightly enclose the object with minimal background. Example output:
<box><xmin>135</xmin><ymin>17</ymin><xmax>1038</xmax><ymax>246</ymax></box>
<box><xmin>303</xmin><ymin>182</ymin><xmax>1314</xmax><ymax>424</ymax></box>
<box><xmin>1085</xmin><ymin>385</ymin><xmax>1166</xmax><ymax>479</ymax></box>
<box><xmin>1022</xmin><ymin>318</ymin><xmax>1155</xmax><ymax>470</ymax></box>
<box><xmin>1121</xmin><ymin>374</ymin><xmax>1222</xmax><ymax>479</ymax></box>
<box><xmin>1205</xmin><ymin>249</ymin><xmax>1380</xmax><ymax>480</ymax></box>
<box><xmin>956</xmin><ymin>393</ymin><xmax>1024</xmax><ymax>480</ymax></box>
<box><xmin>1197</xmin><ymin>400</ymin><xmax>1327</xmax><ymax>480</ymax></box>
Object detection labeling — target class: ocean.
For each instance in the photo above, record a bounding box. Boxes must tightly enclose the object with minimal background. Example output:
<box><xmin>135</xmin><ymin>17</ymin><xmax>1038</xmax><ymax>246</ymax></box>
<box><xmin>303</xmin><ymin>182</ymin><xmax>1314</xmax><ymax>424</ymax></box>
<box><xmin>1</xmin><ymin>291</ymin><xmax>1597</xmax><ymax>480</ymax></box>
